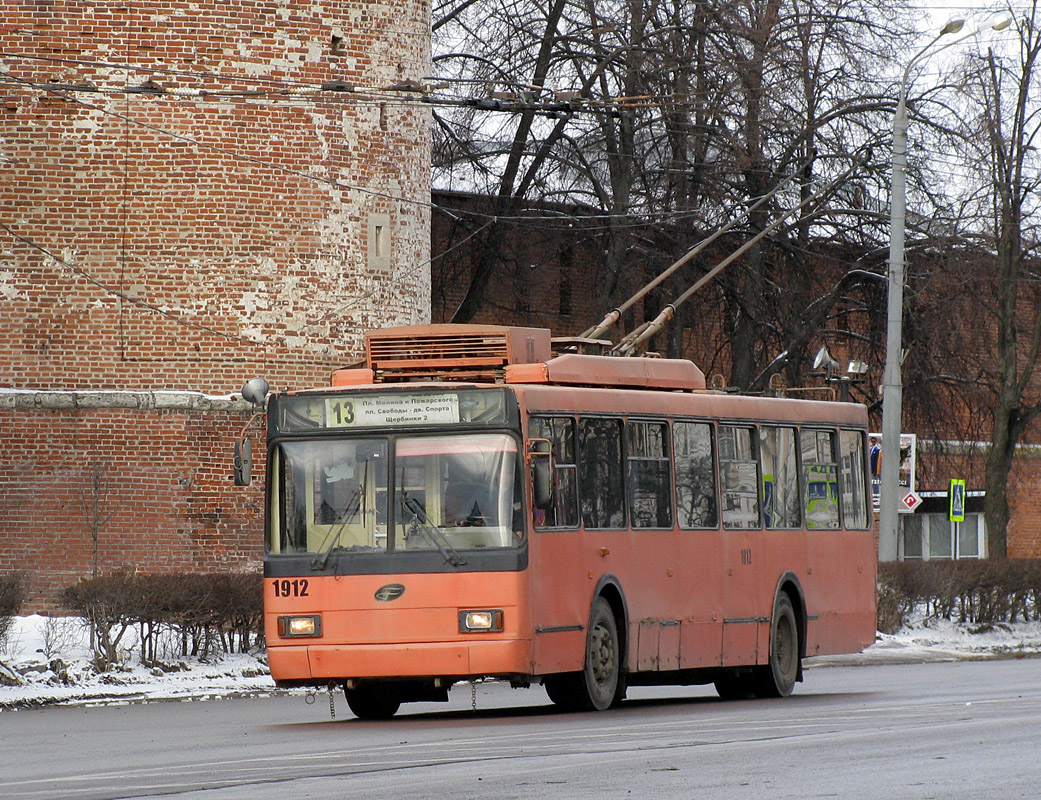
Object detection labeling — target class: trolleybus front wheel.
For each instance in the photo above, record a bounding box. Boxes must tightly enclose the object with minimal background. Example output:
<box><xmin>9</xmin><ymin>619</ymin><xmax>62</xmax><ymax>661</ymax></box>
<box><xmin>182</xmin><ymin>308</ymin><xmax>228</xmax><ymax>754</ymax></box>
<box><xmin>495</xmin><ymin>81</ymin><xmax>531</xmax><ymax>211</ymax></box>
<box><xmin>344</xmin><ymin>682</ymin><xmax>401</xmax><ymax>720</ymax></box>
<box><xmin>544</xmin><ymin>597</ymin><xmax>623</xmax><ymax>711</ymax></box>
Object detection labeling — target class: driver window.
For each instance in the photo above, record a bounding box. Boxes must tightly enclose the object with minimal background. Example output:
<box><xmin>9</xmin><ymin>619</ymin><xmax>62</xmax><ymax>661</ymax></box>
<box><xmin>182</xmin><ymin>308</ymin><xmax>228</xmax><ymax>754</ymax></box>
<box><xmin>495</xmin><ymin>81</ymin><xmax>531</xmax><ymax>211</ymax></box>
<box><xmin>528</xmin><ymin>416</ymin><xmax>578</xmax><ymax>528</ymax></box>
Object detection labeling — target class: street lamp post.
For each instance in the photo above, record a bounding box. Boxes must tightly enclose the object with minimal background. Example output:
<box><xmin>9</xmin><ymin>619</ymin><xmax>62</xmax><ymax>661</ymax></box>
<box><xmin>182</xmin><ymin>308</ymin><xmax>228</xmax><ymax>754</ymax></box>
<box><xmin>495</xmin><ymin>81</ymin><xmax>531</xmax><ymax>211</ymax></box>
<box><xmin>878</xmin><ymin>15</ymin><xmax>1013</xmax><ymax>561</ymax></box>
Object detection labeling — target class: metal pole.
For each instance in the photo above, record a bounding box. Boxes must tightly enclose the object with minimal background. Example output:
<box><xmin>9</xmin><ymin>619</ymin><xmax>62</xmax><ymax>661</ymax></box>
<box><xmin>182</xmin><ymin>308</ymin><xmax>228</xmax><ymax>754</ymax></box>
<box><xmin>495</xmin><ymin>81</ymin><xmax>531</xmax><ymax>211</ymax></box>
<box><xmin>878</xmin><ymin>89</ymin><xmax>907</xmax><ymax>562</ymax></box>
<box><xmin>877</xmin><ymin>15</ymin><xmax>1011</xmax><ymax>561</ymax></box>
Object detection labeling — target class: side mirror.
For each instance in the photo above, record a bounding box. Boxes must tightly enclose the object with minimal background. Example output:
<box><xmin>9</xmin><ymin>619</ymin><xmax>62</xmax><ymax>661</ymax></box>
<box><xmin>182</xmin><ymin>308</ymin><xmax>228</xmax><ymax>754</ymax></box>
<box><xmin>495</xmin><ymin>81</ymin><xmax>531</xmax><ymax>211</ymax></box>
<box><xmin>233</xmin><ymin>437</ymin><xmax>253</xmax><ymax>486</ymax></box>
<box><xmin>234</xmin><ymin>377</ymin><xmax>269</xmax><ymax>486</ymax></box>
<box><xmin>529</xmin><ymin>440</ymin><xmax>552</xmax><ymax>510</ymax></box>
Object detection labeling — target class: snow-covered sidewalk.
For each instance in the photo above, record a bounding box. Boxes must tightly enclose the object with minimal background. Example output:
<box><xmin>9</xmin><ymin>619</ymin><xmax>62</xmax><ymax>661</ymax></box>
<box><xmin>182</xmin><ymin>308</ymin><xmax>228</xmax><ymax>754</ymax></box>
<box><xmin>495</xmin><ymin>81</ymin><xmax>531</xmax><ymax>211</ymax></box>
<box><xmin>810</xmin><ymin>614</ymin><xmax>1041</xmax><ymax>666</ymax></box>
<box><xmin>0</xmin><ymin>615</ymin><xmax>276</xmax><ymax>709</ymax></box>
<box><xmin>2</xmin><ymin>612</ymin><xmax>1040</xmax><ymax>710</ymax></box>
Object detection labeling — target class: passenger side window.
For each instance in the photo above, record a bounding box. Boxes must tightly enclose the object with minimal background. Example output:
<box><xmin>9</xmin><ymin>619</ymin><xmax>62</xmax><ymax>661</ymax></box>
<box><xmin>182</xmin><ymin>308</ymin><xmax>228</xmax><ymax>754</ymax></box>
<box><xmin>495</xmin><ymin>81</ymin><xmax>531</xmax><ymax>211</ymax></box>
<box><xmin>839</xmin><ymin>429</ymin><xmax>870</xmax><ymax>529</ymax></box>
<box><xmin>528</xmin><ymin>416</ymin><xmax>579</xmax><ymax>528</ymax></box>
<box><xmin>579</xmin><ymin>417</ymin><xmax>625</xmax><ymax>529</ymax></box>
<box><xmin>761</xmin><ymin>426</ymin><xmax>800</xmax><ymax>529</ymax></box>
<box><xmin>801</xmin><ymin>429</ymin><xmax>839</xmax><ymax>529</ymax></box>
<box><xmin>627</xmin><ymin>420</ymin><xmax>673</xmax><ymax>528</ymax></box>
<box><xmin>719</xmin><ymin>425</ymin><xmax>761</xmax><ymax>529</ymax></box>
<box><xmin>674</xmin><ymin>421</ymin><xmax>718</xmax><ymax>528</ymax></box>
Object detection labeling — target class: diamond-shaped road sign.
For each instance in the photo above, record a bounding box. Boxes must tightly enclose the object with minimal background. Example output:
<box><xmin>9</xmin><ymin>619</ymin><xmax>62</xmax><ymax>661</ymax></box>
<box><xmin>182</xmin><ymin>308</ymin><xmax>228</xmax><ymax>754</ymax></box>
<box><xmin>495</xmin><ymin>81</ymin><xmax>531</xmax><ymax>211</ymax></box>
<box><xmin>900</xmin><ymin>489</ymin><xmax>923</xmax><ymax>513</ymax></box>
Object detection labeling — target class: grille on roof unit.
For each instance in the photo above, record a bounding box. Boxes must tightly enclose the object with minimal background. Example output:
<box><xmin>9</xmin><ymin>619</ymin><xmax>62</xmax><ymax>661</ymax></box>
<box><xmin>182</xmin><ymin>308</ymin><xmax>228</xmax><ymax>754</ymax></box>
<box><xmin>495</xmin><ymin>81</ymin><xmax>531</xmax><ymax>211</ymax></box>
<box><xmin>365</xmin><ymin>325</ymin><xmax>551</xmax><ymax>381</ymax></box>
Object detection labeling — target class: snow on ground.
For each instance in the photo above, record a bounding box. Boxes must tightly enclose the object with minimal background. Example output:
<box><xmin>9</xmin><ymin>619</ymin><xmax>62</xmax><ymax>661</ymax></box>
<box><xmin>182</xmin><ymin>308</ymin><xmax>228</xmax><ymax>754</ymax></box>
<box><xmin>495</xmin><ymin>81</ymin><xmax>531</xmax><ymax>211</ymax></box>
<box><xmin>811</xmin><ymin>610</ymin><xmax>1041</xmax><ymax>666</ymax></box>
<box><xmin>2</xmin><ymin>610</ymin><xmax>1040</xmax><ymax>710</ymax></box>
<box><xmin>0</xmin><ymin>616</ymin><xmax>276</xmax><ymax>710</ymax></box>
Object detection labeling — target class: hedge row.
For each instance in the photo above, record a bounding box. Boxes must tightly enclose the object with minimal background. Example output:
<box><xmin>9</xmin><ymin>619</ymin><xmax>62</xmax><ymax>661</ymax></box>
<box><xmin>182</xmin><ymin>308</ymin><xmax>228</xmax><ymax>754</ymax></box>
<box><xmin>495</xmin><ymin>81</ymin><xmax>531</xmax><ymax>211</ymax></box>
<box><xmin>877</xmin><ymin>559</ymin><xmax>1041</xmax><ymax>634</ymax></box>
<box><xmin>7</xmin><ymin>560</ymin><xmax>1041</xmax><ymax>669</ymax></box>
<box><xmin>60</xmin><ymin>571</ymin><xmax>263</xmax><ymax>671</ymax></box>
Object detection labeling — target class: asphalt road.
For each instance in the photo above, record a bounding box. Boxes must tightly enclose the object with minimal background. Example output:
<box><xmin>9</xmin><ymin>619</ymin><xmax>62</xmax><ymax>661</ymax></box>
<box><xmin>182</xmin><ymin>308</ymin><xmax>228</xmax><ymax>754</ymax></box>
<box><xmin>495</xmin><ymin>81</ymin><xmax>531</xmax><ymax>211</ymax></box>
<box><xmin>1</xmin><ymin>658</ymin><xmax>1039</xmax><ymax>800</ymax></box>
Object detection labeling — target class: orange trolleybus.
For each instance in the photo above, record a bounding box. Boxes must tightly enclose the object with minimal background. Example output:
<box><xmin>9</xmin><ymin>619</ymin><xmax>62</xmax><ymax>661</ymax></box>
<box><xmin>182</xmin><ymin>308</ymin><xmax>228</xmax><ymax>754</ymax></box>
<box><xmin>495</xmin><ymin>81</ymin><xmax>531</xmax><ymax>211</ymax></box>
<box><xmin>246</xmin><ymin>324</ymin><xmax>876</xmax><ymax>719</ymax></box>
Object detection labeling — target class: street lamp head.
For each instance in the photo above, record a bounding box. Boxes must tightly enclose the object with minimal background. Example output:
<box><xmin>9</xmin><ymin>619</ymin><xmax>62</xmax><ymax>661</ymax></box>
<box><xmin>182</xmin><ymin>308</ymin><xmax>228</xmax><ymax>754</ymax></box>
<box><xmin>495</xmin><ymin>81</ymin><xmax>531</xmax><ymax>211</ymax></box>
<box><xmin>990</xmin><ymin>13</ymin><xmax>1013</xmax><ymax>32</ymax></box>
<box><xmin>940</xmin><ymin>18</ymin><xmax>966</xmax><ymax>35</ymax></box>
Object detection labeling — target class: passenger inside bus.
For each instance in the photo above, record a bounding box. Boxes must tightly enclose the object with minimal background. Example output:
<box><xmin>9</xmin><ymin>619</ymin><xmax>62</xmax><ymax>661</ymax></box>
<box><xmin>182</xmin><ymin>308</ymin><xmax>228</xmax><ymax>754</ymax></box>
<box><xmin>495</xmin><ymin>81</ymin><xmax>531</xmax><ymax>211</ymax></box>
<box><xmin>444</xmin><ymin>480</ymin><xmax>489</xmax><ymax>527</ymax></box>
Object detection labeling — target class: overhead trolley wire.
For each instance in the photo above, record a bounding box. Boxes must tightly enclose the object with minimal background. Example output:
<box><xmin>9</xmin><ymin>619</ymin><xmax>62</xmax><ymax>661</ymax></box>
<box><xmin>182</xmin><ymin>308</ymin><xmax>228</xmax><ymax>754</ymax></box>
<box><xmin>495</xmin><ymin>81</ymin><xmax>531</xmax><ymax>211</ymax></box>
<box><xmin>2</xmin><ymin>69</ymin><xmax>797</xmax><ymax>230</ymax></box>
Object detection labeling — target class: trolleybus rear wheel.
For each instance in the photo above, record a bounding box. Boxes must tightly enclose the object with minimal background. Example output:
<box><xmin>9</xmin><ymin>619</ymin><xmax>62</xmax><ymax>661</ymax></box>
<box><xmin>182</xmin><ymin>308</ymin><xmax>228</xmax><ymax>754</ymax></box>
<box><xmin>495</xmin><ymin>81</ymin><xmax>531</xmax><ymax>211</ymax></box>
<box><xmin>583</xmin><ymin>598</ymin><xmax>621</xmax><ymax>710</ymax></box>
<box><xmin>754</xmin><ymin>592</ymin><xmax>799</xmax><ymax>698</ymax></box>
<box><xmin>714</xmin><ymin>593</ymin><xmax>800</xmax><ymax>701</ymax></box>
<box><xmin>344</xmin><ymin>683</ymin><xmax>401</xmax><ymax>720</ymax></box>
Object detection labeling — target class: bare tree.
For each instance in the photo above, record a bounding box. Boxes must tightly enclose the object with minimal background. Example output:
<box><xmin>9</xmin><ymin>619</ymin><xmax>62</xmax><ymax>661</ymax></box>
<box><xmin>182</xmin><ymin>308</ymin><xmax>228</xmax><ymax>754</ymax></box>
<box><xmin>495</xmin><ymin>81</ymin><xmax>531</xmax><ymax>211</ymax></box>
<box><xmin>81</xmin><ymin>461</ymin><xmax>119</xmax><ymax>579</ymax></box>
<box><xmin>937</xmin><ymin>5</ymin><xmax>1041</xmax><ymax>557</ymax></box>
<box><xmin>432</xmin><ymin>0</ymin><xmax>910</xmax><ymax>389</ymax></box>
<box><xmin>433</xmin><ymin>0</ymin><xmax>573</xmax><ymax>322</ymax></box>
<box><xmin>696</xmin><ymin>0</ymin><xmax>906</xmax><ymax>387</ymax></box>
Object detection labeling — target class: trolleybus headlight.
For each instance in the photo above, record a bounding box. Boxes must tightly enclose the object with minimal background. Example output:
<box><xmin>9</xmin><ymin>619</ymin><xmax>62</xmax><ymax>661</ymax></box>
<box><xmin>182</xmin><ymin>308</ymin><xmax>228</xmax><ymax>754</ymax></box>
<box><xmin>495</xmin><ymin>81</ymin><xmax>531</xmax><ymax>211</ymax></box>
<box><xmin>459</xmin><ymin>610</ymin><xmax>503</xmax><ymax>633</ymax></box>
<box><xmin>277</xmin><ymin>614</ymin><xmax>322</xmax><ymax>638</ymax></box>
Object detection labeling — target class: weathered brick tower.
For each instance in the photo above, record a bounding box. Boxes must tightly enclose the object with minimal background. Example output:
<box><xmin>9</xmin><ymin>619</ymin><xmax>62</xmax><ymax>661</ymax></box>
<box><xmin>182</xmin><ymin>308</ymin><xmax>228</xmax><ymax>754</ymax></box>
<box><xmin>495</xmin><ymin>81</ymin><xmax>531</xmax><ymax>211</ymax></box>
<box><xmin>0</xmin><ymin>1</ymin><xmax>431</xmax><ymax>608</ymax></box>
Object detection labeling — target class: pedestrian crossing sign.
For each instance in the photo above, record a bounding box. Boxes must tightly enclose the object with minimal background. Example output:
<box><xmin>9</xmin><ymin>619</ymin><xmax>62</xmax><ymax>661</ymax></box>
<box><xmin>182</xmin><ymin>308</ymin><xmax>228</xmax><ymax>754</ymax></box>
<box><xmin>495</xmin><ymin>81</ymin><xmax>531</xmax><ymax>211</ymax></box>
<box><xmin>948</xmin><ymin>479</ymin><xmax>966</xmax><ymax>522</ymax></box>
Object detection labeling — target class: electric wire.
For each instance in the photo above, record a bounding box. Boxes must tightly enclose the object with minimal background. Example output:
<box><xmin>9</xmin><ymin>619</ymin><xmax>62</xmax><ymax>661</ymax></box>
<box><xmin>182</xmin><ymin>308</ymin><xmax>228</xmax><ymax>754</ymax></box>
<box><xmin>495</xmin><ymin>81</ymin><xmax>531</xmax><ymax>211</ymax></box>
<box><xmin>2</xmin><ymin>69</ymin><xmax>829</xmax><ymax>231</ymax></box>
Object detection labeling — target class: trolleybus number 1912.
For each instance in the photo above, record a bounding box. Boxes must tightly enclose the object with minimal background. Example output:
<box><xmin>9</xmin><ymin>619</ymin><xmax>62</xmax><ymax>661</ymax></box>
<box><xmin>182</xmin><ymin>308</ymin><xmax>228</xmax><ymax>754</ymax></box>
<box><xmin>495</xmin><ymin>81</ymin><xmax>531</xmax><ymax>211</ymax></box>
<box><xmin>273</xmin><ymin>579</ymin><xmax>310</xmax><ymax>598</ymax></box>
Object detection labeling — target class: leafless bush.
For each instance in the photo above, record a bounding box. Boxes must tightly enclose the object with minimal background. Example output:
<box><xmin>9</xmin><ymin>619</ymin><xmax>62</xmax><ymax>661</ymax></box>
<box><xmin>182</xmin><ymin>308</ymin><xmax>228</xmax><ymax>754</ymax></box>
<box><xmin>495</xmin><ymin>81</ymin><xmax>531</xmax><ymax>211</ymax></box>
<box><xmin>61</xmin><ymin>571</ymin><xmax>263</xmax><ymax>670</ymax></box>
<box><xmin>875</xmin><ymin>576</ymin><xmax>907</xmax><ymax>635</ymax></box>
<box><xmin>0</xmin><ymin>573</ymin><xmax>27</xmax><ymax>650</ymax></box>
<box><xmin>39</xmin><ymin>617</ymin><xmax>84</xmax><ymax>660</ymax></box>
<box><xmin>877</xmin><ymin>560</ymin><xmax>1041</xmax><ymax>631</ymax></box>
<box><xmin>61</xmin><ymin>568</ymin><xmax>138</xmax><ymax>671</ymax></box>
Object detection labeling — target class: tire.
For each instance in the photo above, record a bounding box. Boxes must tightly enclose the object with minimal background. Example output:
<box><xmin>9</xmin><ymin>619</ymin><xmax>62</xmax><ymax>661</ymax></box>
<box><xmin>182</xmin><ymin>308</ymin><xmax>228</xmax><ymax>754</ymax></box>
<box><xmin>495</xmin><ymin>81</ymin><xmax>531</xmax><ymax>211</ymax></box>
<box><xmin>545</xmin><ymin>597</ymin><xmax>623</xmax><ymax>711</ymax></box>
<box><xmin>713</xmin><ymin>673</ymin><xmax>756</xmax><ymax>701</ymax></box>
<box><xmin>754</xmin><ymin>593</ymin><xmax>800</xmax><ymax>698</ymax></box>
<box><xmin>543</xmin><ymin>672</ymin><xmax>580</xmax><ymax>709</ymax></box>
<box><xmin>344</xmin><ymin>683</ymin><xmax>402</xmax><ymax>720</ymax></box>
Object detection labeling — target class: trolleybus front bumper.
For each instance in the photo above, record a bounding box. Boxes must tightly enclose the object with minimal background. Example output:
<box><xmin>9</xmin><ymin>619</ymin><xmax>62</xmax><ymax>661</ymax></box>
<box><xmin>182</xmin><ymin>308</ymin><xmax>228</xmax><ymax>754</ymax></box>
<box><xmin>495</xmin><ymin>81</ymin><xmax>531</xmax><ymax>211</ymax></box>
<box><xmin>269</xmin><ymin>638</ymin><xmax>533</xmax><ymax>683</ymax></box>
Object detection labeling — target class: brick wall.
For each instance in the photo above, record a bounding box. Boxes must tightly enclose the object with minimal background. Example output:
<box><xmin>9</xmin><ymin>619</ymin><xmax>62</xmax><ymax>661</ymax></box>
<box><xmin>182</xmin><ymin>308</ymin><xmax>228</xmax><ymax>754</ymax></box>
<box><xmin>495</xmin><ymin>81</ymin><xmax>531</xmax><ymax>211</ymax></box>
<box><xmin>430</xmin><ymin>192</ymin><xmax>610</xmax><ymax>336</ymax></box>
<box><xmin>2</xmin><ymin>0</ymin><xmax>432</xmax><ymax>393</ymax></box>
<box><xmin>1008</xmin><ymin>454</ymin><xmax>1041</xmax><ymax>559</ymax></box>
<box><xmin>1</xmin><ymin>1</ymin><xmax>431</xmax><ymax>610</ymax></box>
<box><xmin>0</xmin><ymin>392</ymin><xmax>267</xmax><ymax>611</ymax></box>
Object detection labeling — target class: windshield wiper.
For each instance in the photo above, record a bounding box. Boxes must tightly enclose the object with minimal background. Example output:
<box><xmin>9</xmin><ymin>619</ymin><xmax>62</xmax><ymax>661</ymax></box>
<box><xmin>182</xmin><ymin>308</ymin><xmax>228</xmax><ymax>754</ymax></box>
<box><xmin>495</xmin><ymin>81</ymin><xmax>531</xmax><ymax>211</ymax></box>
<box><xmin>401</xmin><ymin>493</ymin><xmax>466</xmax><ymax>567</ymax></box>
<box><xmin>311</xmin><ymin>487</ymin><xmax>362</xmax><ymax>571</ymax></box>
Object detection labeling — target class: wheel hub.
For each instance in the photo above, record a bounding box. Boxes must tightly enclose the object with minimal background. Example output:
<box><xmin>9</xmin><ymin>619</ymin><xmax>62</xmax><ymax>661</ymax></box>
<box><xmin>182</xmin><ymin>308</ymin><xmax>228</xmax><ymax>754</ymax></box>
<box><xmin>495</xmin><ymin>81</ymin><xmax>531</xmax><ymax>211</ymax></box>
<box><xmin>591</xmin><ymin>624</ymin><xmax>615</xmax><ymax>683</ymax></box>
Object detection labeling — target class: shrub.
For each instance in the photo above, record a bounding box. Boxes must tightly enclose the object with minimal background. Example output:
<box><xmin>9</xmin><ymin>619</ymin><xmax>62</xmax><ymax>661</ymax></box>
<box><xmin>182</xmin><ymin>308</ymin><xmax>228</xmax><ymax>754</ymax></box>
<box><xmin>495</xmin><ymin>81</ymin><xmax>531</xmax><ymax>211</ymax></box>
<box><xmin>61</xmin><ymin>570</ymin><xmax>263</xmax><ymax>671</ymax></box>
<box><xmin>61</xmin><ymin>568</ymin><xmax>140</xmax><ymax>671</ymax></box>
<box><xmin>0</xmin><ymin>572</ymin><xmax>27</xmax><ymax>648</ymax></box>
<box><xmin>877</xmin><ymin>559</ymin><xmax>1041</xmax><ymax>631</ymax></box>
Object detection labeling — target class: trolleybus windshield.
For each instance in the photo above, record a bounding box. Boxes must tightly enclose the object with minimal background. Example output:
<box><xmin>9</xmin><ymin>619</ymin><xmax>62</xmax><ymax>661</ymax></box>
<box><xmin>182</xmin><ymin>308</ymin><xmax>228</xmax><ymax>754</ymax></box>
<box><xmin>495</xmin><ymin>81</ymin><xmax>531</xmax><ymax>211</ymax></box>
<box><xmin>268</xmin><ymin>432</ymin><xmax>524</xmax><ymax>558</ymax></box>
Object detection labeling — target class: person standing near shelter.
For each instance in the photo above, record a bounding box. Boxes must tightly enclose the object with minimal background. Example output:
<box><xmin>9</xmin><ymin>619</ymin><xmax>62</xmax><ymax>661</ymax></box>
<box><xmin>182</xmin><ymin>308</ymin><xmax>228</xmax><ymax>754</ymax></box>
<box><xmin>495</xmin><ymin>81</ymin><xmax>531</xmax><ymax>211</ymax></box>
<box><xmin>869</xmin><ymin>436</ymin><xmax>881</xmax><ymax>478</ymax></box>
